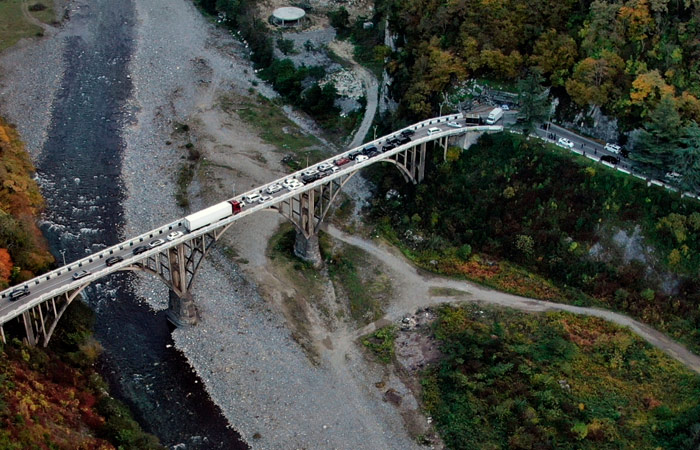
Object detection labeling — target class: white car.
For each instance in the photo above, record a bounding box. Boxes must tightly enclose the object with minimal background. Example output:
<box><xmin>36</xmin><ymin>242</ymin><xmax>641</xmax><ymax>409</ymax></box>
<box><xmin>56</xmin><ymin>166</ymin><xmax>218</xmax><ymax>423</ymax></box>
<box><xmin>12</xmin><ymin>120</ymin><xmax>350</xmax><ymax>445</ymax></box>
<box><xmin>149</xmin><ymin>239</ymin><xmax>166</xmax><ymax>248</ymax></box>
<box><xmin>355</xmin><ymin>155</ymin><xmax>368</xmax><ymax>162</ymax></box>
<box><xmin>318</xmin><ymin>163</ymin><xmax>333</xmax><ymax>171</ymax></box>
<box><xmin>243</xmin><ymin>193</ymin><xmax>261</xmax><ymax>203</ymax></box>
<box><xmin>427</xmin><ymin>127</ymin><xmax>441</xmax><ymax>135</ymax></box>
<box><xmin>446</xmin><ymin>122</ymin><xmax>462</xmax><ymax>128</ymax></box>
<box><xmin>167</xmin><ymin>231</ymin><xmax>183</xmax><ymax>241</ymax></box>
<box><xmin>604</xmin><ymin>143</ymin><xmax>621</xmax><ymax>154</ymax></box>
<box><xmin>266</xmin><ymin>184</ymin><xmax>282</xmax><ymax>194</ymax></box>
<box><xmin>501</xmin><ymin>104</ymin><xmax>510</xmax><ymax>111</ymax></box>
<box><xmin>301</xmin><ymin>168</ymin><xmax>318</xmax><ymax>177</ymax></box>
<box><xmin>259</xmin><ymin>195</ymin><xmax>273</xmax><ymax>203</ymax></box>
<box><xmin>557</xmin><ymin>138</ymin><xmax>574</xmax><ymax>149</ymax></box>
<box><xmin>665</xmin><ymin>171</ymin><xmax>682</xmax><ymax>180</ymax></box>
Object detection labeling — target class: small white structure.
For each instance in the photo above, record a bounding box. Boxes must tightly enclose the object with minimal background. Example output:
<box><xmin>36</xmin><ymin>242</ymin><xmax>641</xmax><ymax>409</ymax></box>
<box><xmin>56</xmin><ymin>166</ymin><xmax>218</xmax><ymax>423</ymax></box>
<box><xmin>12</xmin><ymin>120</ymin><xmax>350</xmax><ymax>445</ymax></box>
<box><xmin>272</xmin><ymin>7</ymin><xmax>306</xmax><ymax>27</ymax></box>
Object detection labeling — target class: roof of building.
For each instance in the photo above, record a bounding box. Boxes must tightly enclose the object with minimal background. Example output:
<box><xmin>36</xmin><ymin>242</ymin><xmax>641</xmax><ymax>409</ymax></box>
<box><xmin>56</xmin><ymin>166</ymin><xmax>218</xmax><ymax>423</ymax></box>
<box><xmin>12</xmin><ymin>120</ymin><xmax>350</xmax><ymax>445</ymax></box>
<box><xmin>272</xmin><ymin>6</ymin><xmax>305</xmax><ymax>21</ymax></box>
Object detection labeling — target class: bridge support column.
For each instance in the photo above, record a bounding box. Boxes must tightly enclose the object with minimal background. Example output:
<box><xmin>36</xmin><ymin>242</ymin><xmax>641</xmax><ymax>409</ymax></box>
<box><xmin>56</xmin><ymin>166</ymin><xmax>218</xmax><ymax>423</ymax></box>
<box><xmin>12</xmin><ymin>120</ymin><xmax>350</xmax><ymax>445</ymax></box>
<box><xmin>166</xmin><ymin>290</ymin><xmax>198</xmax><ymax>327</ymax></box>
<box><xmin>294</xmin><ymin>230</ymin><xmax>322</xmax><ymax>267</ymax></box>
<box><xmin>22</xmin><ymin>311</ymin><xmax>36</xmax><ymax>346</ymax></box>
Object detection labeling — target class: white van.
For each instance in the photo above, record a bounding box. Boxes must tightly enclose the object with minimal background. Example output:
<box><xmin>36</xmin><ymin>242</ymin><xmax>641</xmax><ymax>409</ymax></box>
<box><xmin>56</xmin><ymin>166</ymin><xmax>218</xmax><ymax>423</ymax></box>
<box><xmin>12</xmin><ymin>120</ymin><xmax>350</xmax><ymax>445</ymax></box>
<box><xmin>243</xmin><ymin>193</ymin><xmax>261</xmax><ymax>203</ymax></box>
<box><xmin>427</xmin><ymin>127</ymin><xmax>441</xmax><ymax>135</ymax></box>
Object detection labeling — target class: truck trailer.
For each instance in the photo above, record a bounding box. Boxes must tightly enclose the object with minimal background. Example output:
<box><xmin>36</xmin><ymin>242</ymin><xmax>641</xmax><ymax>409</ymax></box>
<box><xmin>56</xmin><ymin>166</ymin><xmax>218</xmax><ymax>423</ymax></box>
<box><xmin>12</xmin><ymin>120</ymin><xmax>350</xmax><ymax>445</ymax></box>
<box><xmin>486</xmin><ymin>107</ymin><xmax>504</xmax><ymax>124</ymax></box>
<box><xmin>184</xmin><ymin>201</ymin><xmax>233</xmax><ymax>231</ymax></box>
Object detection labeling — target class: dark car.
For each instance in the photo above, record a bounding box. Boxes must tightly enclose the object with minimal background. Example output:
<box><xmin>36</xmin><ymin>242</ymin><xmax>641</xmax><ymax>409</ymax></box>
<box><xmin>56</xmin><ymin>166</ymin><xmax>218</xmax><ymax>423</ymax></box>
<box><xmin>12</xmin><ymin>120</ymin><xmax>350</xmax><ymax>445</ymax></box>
<box><xmin>397</xmin><ymin>135</ymin><xmax>411</xmax><ymax>145</ymax></box>
<box><xmin>133</xmin><ymin>245</ymin><xmax>149</xmax><ymax>255</ymax></box>
<box><xmin>620</xmin><ymin>148</ymin><xmax>630</xmax><ymax>158</ymax></box>
<box><xmin>106</xmin><ymin>255</ymin><xmax>124</xmax><ymax>266</ymax></box>
<box><xmin>362</xmin><ymin>145</ymin><xmax>379</xmax><ymax>155</ymax></box>
<box><xmin>347</xmin><ymin>150</ymin><xmax>362</xmax><ymax>160</ymax></box>
<box><xmin>382</xmin><ymin>142</ymin><xmax>396</xmax><ymax>152</ymax></box>
<box><xmin>600</xmin><ymin>155</ymin><xmax>620</xmax><ymax>165</ymax></box>
<box><xmin>400</xmin><ymin>129</ymin><xmax>415</xmax><ymax>137</ymax></box>
<box><xmin>9</xmin><ymin>286</ymin><xmax>30</xmax><ymax>301</ymax></box>
<box><xmin>302</xmin><ymin>173</ymin><xmax>320</xmax><ymax>183</ymax></box>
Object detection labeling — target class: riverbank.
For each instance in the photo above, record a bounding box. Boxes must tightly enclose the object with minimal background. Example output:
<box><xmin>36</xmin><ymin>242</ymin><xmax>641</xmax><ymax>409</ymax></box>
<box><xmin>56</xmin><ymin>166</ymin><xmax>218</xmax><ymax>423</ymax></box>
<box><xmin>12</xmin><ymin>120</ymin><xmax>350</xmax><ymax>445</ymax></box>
<box><xmin>120</xmin><ymin>0</ymin><xmax>422</xmax><ymax>447</ymax></box>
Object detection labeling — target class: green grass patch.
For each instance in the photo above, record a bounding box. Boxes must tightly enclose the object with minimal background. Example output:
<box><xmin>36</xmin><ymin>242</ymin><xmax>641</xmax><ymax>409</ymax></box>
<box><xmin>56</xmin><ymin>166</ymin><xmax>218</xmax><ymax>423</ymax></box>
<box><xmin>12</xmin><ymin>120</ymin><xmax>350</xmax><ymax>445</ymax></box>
<box><xmin>361</xmin><ymin>325</ymin><xmax>396</xmax><ymax>363</ymax></box>
<box><xmin>322</xmin><ymin>234</ymin><xmax>390</xmax><ymax>325</ymax></box>
<box><xmin>428</xmin><ymin>287</ymin><xmax>472</xmax><ymax>297</ymax></box>
<box><xmin>27</xmin><ymin>1</ymin><xmax>55</xmax><ymax>25</ymax></box>
<box><xmin>422</xmin><ymin>303</ymin><xmax>700</xmax><ymax>450</ymax></box>
<box><xmin>218</xmin><ymin>93</ymin><xmax>320</xmax><ymax>155</ymax></box>
<box><xmin>175</xmin><ymin>163</ymin><xmax>194</xmax><ymax>208</ymax></box>
<box><xmin>0</xmin><ymin>0</ymin><xmax>43</xmax><ymax>51</ymax></box>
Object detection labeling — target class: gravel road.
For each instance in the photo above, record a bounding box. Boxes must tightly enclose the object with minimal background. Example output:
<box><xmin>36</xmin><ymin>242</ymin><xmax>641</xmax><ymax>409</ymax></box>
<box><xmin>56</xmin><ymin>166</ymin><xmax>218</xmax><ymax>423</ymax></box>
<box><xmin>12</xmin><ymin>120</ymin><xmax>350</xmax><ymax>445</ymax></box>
<box><xmin>325</xmin><ymin>226</ymin><xmax>700</xmax><ymax>375</ymax></box>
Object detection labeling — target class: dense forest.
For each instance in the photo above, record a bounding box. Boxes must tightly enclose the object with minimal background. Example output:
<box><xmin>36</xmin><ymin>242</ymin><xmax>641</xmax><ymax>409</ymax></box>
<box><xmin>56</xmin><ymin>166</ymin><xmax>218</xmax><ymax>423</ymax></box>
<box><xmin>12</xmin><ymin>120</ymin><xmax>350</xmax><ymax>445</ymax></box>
<box><xmin>0</xmin><ymin>118</ymin><xmax>53</xmax><ymax>288</ymax></box>
<box><xmin>420</xmin><ymin>304</ymin><xmax>700</xmax><ymax>449</ymax></box>
<box><xmin>0</xmin><ymin>301</ymin><xmax>163</xmax><ymax>449</ymax></box>
<box><xmin>370</xmin><ymin>133</ymin><xmax>700</xmax><ymax>353</ymax></box>
<box><xmin>381</xmin><ymin>0</ymin><xmax>700</xmax><ymax>127</ymax></box>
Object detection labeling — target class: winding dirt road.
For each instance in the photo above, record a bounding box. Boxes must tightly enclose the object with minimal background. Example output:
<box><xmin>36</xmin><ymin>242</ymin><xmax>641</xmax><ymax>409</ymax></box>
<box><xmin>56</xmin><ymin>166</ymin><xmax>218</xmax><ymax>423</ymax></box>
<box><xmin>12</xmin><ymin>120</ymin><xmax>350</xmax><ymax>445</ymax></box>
<box><xmin>325</xmin><ymin>225</ymin><xmax>700</xmax><ymax>375</ymax></box>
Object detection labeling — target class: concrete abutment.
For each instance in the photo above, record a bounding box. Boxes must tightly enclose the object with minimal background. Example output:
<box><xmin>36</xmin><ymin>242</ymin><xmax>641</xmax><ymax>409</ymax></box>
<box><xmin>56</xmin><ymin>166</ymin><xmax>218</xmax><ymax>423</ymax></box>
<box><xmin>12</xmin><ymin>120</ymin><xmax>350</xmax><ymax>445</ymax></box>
<box><xmin>294</xmin><ymin>230</ymin><xmax>322</xmax><ymax>267</ymax></box>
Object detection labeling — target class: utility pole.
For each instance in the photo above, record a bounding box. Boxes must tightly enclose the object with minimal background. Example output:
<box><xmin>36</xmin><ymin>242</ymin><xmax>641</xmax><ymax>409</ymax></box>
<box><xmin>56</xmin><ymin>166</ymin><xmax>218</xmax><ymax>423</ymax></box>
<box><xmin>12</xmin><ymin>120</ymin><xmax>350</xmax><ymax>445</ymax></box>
<box><xmin>59</xmin><ymin>249</ymin><xmax>66</xmax><ymax>266</ymax></box>
<box><xmin>373</xmin><ymin>125</ymin><xmax>377</xmax><ymax>141</ymax></box>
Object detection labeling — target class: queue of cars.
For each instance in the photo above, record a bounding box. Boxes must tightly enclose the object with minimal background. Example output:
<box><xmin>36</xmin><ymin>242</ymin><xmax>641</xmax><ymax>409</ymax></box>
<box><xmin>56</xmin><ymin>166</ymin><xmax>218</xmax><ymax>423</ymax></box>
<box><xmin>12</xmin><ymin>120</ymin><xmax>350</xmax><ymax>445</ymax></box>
<box><xmin>4</xmin><ymin>124</ymin><xmax>434</xmax><ymax>303</ymax></box>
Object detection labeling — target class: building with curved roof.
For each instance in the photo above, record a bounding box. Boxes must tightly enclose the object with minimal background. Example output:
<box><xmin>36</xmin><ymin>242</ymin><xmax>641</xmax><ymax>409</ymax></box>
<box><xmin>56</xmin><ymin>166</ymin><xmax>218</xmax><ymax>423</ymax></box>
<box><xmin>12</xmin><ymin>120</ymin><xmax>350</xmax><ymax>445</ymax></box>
<box><xmin>271</xmin><ymin>7</ymin><xmax>306</xmax><ymax>27</ymax></box>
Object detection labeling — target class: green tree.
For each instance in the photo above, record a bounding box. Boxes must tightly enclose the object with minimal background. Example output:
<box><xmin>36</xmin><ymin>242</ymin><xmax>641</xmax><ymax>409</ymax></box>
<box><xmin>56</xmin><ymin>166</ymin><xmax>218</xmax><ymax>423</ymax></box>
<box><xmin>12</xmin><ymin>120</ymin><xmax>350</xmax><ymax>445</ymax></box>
<box><xmin>633</xmin><ymin>95</ymin><xmax>682</xmax><ymax>169</ymax></box>
<box><xmin>530</xmin><ymin>29</ymin><xmax>578</xmax><ymax>87</ymax></box>
<box><xmin>517</xmin><ymin>70</ymin><xmax>551</xmax><ymax>136</ymax></box>
<box><xmin>674</xmin><ymin>121</ymin><xmax>700</xmax><ymax>191</ymax></box>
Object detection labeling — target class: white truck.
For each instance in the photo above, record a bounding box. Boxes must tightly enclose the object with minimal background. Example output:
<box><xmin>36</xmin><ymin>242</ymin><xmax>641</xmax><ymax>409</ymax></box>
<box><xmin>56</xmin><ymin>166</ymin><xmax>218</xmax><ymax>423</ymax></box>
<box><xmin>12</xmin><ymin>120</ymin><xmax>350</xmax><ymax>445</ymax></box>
<box><xmin>486</xmin><ymin>107</ymin><xmax>504</xmax><ymax>125</ymax></box>
<box><xmin>184</xmin><ymin>201</ymin><xmax>233</xmax><ymax>231</ymax></box>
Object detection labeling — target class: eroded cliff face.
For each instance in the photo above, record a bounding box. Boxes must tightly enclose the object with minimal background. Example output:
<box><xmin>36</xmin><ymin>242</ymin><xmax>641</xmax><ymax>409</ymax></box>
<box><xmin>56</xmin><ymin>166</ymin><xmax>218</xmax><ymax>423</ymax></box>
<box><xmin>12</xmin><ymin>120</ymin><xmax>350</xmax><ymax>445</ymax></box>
<box><xmin>0</xmin><ymin>117</ymin><xmax>53</xmax><ymax>288</ymax></box>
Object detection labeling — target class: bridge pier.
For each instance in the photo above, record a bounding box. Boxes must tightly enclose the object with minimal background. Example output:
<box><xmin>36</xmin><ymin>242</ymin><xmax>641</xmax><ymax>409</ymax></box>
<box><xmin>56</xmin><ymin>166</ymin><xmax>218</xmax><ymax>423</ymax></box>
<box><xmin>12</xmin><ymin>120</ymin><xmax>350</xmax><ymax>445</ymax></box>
<box><xmin>166</xmin><ymin>290</ymin><xmax>198</xmax><ymax>327</ymax></box>
<box><xmin>294</xmin><ymin>230</ymin><xmax>322</xmax><ymax>267</ymax></box>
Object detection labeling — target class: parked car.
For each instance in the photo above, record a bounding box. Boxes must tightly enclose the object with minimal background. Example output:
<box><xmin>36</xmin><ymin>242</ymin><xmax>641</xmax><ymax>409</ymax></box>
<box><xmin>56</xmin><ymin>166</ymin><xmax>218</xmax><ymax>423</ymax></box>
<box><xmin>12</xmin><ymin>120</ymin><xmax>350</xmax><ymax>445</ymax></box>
<box><xmin>356</xmin><ymin>155</ymin><xmax>369</xmax><ymax>162</ymax></box>
<box><xmin>133</xmin><ymin>245</ymin><xmax>149</xmax><ymax>255</ymax></box>
<box><xmin>149</xmin><ymin>239</ymin><xmax>166</xmax><ymax>248</ymax></box>
<box><xmin>600</xmin><ymin>155</ymin><xmax>620</xmax><ymax>165</ymax></box>
<box><xmin>604</xmin><ymin>143</ymin><xmax>621</xmax><ymax>154</ymax></box>
<box><xmin>72</xmin><ymin>270</ymin><xmax>91</xmax><ymax>281</ymax></box>
<box><xmin>557</xmin><ymin>138</ymin><xmax>574</xmax><ymax>149</ymax></box>
<box><xmin>105</xmin><ymin>255</ymin><xmax>124</xmax><ymax>266</ymax></box>
<box><xmin>446</xmin><ymin>121</ymin><xmax>462</xmax><ymax>128</ymax></box>
<box><xmin>501</xmin><ymin>104</ymin><xmax>510</xmax><ymax>111</ymax></box>
<box><xmin>167</xmin><ymin>231</ymin><xmax>183</xmax><ymax>241</ymax></box>
<box><xmin>334</xmin><ymin>157</ymin><xmax>350</xmax><ymax>166</ymax></box>
<box><xmin>9</xmin><ymin>286</ymin><xmax>30</xmax><ymax>301</ymax></box>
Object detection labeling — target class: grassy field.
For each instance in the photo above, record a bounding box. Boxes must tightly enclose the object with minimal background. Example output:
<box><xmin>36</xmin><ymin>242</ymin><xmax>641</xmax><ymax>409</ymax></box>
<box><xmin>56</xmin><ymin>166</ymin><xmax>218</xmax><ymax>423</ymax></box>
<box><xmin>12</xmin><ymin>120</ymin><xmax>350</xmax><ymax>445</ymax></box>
<box><xmin>218</xmin><ymin>93</ymin><xmax>325</xmax><ymax>170</ymax></box>
<box><xmin>0</xmin><ymin>0</ymin><xmax>54</xmax><ymax>52</ymax></box>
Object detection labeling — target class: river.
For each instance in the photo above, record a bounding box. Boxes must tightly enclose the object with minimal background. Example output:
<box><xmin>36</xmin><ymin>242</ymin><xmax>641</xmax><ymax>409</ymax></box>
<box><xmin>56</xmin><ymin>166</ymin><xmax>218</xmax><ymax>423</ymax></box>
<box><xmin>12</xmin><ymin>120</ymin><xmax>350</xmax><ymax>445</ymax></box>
<box><xmin>34</xmin><ymin>0</ymin><xmax>246</xmax><ymax>448</ymax></box>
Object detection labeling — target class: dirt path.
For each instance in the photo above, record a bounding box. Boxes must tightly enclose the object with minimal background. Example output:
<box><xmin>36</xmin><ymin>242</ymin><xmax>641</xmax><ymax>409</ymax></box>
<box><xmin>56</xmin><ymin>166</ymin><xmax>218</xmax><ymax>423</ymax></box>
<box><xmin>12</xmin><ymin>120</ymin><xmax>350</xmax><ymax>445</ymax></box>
<box><xmin>324</xmin><ymin>225</ymin><xmax>700</xmax><ymax>375</ymax></box>
<box><xmin>328</xmin><ymin>40</ymin><xmax>378</xmax><ymax>149</ymax></box>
